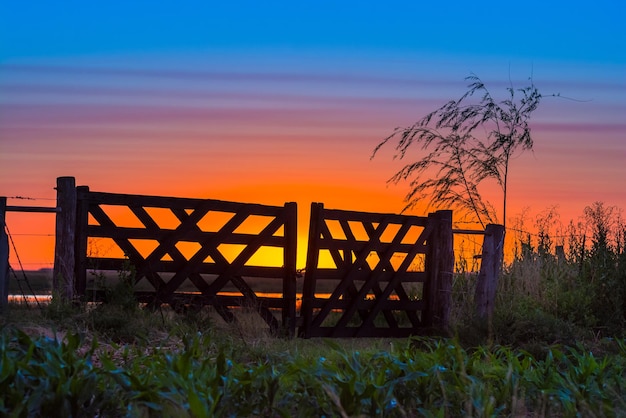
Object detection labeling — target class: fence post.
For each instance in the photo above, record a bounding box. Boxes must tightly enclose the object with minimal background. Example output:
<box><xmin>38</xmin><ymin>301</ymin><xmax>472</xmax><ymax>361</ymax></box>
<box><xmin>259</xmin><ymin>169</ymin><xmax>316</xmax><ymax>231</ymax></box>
<box><xmin>422</xmin><ymin>212</ymin><xmax>438</xmax><ymax>328</ymax></box>
<box><xmin>555</xmin><ymin>245</ymin><xmax>566</xmax><ymax>264</ymax></box>
<box><xmin>434</xmin><ymin>210</ymin><xmax>454</xmax><ymax>330</ymax></box>
<box><xmin>53</xmin><ymin>177</ymin><xmax>77</xmax><ymax>301</ymax></box>
<box><xmin>74</xmin><ymin>186</ymin><xmax>90</xmax><ymax>297</ymax></box>
<box><xmin>0</xmin><ymin>197</ymin><xmax>9</xmax><ymax>313</ymax></box>
<box><xmin>283</xmin><ymin>201</ymin><xmax>298</xmax><ymax>337</ymax></box>
<box><xmin>474</xmin><ymin>224</ymin><xmax>505</xmax><ymax>323</ymax></box>
<box><xmin>300</xmin><ymin>202</ymin><xmax>324</xmax><ymax>338</ymax></box>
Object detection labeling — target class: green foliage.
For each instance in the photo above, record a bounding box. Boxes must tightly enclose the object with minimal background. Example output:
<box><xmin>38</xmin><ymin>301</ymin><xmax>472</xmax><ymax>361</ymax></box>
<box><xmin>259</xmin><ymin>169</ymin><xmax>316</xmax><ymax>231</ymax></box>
<box><xmin>44</xmin><ymin>290</ymin><xmax>81</xmax><ymax>322</ymax></box>
<box><xmin>0</xmin><ymin>327</ymin><xmax>121</xmax><ymax>416</ymax></box>
<box><xmin>581</xmin><ymin>202</ymin><xmax>626</xmax><ymax>331</ymax></box>
<box><xmin>87</xmin><ymin>263</ymin><xmax>147</xmax><ymax>343</ymax></box>
<box><xmin>94</xmin><ymin>260</ymin><xmax>138</xmax><ymax>311</ymax></box>
<box><xmin>3</xmin><ymin>328</ymin><xmax>625</xmax><ymax>417</ymax></box>
<box><xmin>446</xmin><ymin>202</ymin><xmax>626</xmax><ymax>356</ymax></box>
<box><xmin>501</xmin><ymin>203</ymin><xmax>626</xmax><ymax>336</ymax></box>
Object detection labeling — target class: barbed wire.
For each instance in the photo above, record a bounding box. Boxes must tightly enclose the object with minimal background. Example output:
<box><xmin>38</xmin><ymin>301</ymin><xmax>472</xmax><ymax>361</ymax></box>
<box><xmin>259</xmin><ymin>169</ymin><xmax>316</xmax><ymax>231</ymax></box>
<box><xmin>506</xmin><ymin>226</ymin><xmax>586</xmax><ymax>241</ymax></box>
<box><xmin>7</xmin><ymin>196</ymin><xmax>56</xmax><ymax>201</ymax></box>
<box><xmin>453</xmin><ymin>221</ymin><xmax>484</xmax><ymax>226</ymax></box>
<box><xmin>9</xmin><ymin>233</ymin><xmax>55</xmax><ymax>237</ymax></box>
<box><xmin>4</xmin><ymin>224</ymin><xmax>44</xmax><ymax>309</ymax></box>
<box><xmin>451</xmin><ymin>222</ymin><xmax>589</xmax><ymax>241</ymax></box>
<box><xmin>14</xmin><ymin>262</ymin><xmax>54</xmax><ymax>267</ymax></box>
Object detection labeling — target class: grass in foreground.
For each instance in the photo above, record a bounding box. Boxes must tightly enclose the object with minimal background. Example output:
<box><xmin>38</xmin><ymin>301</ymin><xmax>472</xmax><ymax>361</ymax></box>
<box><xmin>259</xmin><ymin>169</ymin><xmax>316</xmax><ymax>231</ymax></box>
<box><xmin>2</xmin><ymin>300</ymin><xmax>626</xmax><ymax>418</ymax></box>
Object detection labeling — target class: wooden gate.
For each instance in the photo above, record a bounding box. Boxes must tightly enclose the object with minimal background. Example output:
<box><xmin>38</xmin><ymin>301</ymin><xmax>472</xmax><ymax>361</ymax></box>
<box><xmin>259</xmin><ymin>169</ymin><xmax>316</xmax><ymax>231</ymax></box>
<box><xmin>300</xmin><ymin>203</ymin><xmax>453</xmax><ymax>338</ymax></box>
<box><xmin>74</xmin><ymin>187</ymin><xmax>298</xmax><ymax>335</ymax></box>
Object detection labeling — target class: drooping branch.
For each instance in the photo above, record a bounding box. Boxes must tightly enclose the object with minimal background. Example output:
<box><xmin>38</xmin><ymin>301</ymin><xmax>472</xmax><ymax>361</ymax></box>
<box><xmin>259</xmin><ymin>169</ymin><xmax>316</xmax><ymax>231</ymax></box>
<box><xmin>372</xmin><ymin>74</ymin><xmax>542</xmax><ymax>230</ymax></box>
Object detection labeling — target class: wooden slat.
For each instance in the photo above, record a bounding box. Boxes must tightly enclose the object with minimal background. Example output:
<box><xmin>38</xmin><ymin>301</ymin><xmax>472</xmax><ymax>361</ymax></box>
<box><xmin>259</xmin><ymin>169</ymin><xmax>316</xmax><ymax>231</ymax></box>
<box><xmin>5</xmin><ymin>205</ymin><xmax>59</xmax><ymax>213</ymax></box>
<box><xmin>86</xmin><ymin>225</ymin><xmax>286</xmax><ymax>247</ymax></box>
<box><xmin>282</xmin><ymin>202</ymin><xmax>298</xmax><ymax>335</ymax></box>
<box><xmin>88</xmin><ymin>291</ymin><xmax>289</xmax><ymax>310</ymax></box>
<box><xmin>305</xmin><ymin>298</ymin><xmax>424</xmax><ymax>311</ymax></box>
<box><xmin>86</xmin><ymin>258</ymin><xmax>286</xmax><ymax>278</ymax></box>
<box><xmin>310</xmin><ymin>269</ymin><xmax>427</xmax><ymax>282</ymax></box>
<box><xmin>74</xmin><ymin>186</ymin><xmax>90</xmax><ymax>296</ymax></box>
<box><xmin>321</xmin><ymin>207</ymin><xmax>428</xmax><ymax>225</ymax></box>
<box><xmin>317</xmin><ymin>237</ymin><xmax>427</xmax><ymax>254</ymax></box>
<box><xmin>81</xmin><ymin>190</ymin><xmax>285</xmax><ymax>214</ymax></box>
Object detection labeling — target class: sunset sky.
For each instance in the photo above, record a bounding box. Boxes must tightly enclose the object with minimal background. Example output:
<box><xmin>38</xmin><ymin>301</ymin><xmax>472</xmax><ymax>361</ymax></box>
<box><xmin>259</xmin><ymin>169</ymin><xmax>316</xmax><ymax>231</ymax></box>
<box><xmin>1</xmin><ymin>1</ymin><xmax>625</xmax><ymax>270</ymax></box>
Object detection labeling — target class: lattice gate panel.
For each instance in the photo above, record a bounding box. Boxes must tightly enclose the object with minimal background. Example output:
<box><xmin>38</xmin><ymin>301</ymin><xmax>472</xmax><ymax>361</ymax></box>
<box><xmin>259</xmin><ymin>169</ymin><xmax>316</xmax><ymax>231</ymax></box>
<box><xmin>74</xmin><ymin>188</ymin><xmax>298</xmax><ymax>335</ymax></box>
<box><xmin>300</xmin><ymin>203</ymin><xmax>441</xmax><ymax>338</ymax></box>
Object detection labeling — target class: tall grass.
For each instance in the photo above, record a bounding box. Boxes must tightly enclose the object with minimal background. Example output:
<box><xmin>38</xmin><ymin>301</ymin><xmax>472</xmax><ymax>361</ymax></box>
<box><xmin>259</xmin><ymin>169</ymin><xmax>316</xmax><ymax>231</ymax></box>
<box><xmin>451</xmin><ymin>202</ymin><xmax>626</xmax><ymax>351</ymax></box>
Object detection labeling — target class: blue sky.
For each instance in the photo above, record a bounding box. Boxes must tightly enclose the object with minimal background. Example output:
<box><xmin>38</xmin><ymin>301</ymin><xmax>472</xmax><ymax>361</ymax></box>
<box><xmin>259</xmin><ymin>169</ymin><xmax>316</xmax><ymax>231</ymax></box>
<box><xmin>2</xmin><ymin>1</ymin><xmax>624</xmax><ymax>63</ymax></box>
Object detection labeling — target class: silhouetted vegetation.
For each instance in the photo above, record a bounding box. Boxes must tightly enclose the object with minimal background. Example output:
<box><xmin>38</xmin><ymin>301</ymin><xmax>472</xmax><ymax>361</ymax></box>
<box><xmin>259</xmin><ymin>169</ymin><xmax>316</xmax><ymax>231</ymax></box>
<box><xmin>449</xmin><ymin>202</ymin><xmax>626</xmax><ymax>351</ymax></box>
<box><xmin>373</xmin><ymin>74</ymin><xmax>543</xmax><ymax>230</ymax></box>
<box><xmin>512</xmin><ymin>203</ymin><xmax>625</xmax><ymax>336</ymax></box>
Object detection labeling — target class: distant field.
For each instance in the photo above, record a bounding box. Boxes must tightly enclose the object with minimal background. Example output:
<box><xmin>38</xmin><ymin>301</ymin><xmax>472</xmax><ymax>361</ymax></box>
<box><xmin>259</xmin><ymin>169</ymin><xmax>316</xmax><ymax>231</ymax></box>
<box><xmin>8</xmin><ymin>270</ymin><xmax>420</xmax><ymax>305</ymax></box>
<box><xmin>8</xmin><ymin>269</ymin><xmax>365</xmax><ymax>296</ymax></box>
<box><xmin>8</xmin><ymin>270</ymin><xmax>291</xmax><ymax>295</ymax></box>
<box><xmin>7</xmin><ymin>270</ymin><xmax>52</xmax><ymax>294</ymax></box>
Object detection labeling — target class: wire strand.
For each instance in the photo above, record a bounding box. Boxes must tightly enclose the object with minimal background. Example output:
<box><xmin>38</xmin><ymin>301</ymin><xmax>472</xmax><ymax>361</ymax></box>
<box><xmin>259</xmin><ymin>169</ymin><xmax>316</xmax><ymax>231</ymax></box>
<box><xmin>4</xmin><ymin>224</ymin><xmax>43</xmax><ymax>310</ymax></box>
<box><xmin>8</xmin><ymin>196</ymin><xmax>56</xmax><ymax>201</ymax></box>
<box><xmin>9</xmin><ymin>234</ymin><xmax>55</xmax><ymax>237</ymax></box>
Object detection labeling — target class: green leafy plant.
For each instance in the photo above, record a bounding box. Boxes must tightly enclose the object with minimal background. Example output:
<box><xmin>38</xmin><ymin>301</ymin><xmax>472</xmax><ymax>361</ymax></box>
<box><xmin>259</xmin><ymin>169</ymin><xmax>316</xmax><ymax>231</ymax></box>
<box><xmin>0</xmin><ymin>328</ymin><xmax>122</xmax><ymax>416</ymax></box>
<box><xmin>1</xmin><ymin>327</ymin><xmax>626</xmax><ymax>416</ymax></box>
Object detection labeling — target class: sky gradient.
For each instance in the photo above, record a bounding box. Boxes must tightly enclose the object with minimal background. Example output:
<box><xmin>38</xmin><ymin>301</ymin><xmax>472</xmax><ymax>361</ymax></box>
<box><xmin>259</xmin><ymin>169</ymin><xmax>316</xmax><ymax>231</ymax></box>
<box><xmin>1</xmin><ymin>0</ymin><xmax>625</xmax><ymax>269</ymax></box>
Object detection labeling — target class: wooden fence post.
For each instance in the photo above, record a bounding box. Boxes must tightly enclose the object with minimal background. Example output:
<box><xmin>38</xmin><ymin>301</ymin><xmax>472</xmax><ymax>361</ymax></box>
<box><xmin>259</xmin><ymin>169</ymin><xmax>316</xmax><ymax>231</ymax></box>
<box><xmin>555</xmin><ymin>245</ymin><xmax>566</xmax><ymax>264</ymax></box>
<box><xmin>300</xmin><ymin>202</ymin><xmax>323</xmax><ymax>338</ymax></box>
<box><xmin>53</xmin><ymin>177</ymin><xmax>77</xmax><ymax>301</ymax></box>
<box><xmin>422</xmin><ymin>212</ymin><xmax>438</xmax><ymax>328</ymax></box>
<box><xmin>283</xmin><ymin>201</ymin><xmax>298</xmax><ymax>336</ymax></box>
<box><xmin>423</xmin><ymin>210</ymin><xmax>454</xmax><ymax>331</ymax></box>
<box><xmin>74</xmin><ymin>186</ymin><xmax>90</xmax><ymax>298</ymax></box>
<box><xmin>434</xmin><ymin>210</ymin><xmax>454</xmax><ymax>330</ymax></box>
<box><xmin>0</xmin><ymin>197</ymin><xmax>9</xmax><ymax>313</ymax></box>
<box><xmin>474</xmin><ymin>224</ymin><xmax>505</xmax><ymax>323</ymax></box>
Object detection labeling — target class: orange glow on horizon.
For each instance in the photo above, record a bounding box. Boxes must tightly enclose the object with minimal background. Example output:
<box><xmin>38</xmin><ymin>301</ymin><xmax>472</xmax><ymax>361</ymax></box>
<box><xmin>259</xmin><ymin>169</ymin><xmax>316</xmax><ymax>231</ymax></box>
<box><xmin>4</xmin><ymin>177</ymin><xmax>624</xmax><ymax>275</ymax></box>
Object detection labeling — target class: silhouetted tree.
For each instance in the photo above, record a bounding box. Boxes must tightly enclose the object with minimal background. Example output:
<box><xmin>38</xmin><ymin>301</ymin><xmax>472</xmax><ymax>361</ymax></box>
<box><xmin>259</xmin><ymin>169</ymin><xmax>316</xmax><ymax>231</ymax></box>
<box><xmin>372</xmin><ymin>74</ymin><xmax>542</xmax><ymax>230</ymax></box>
